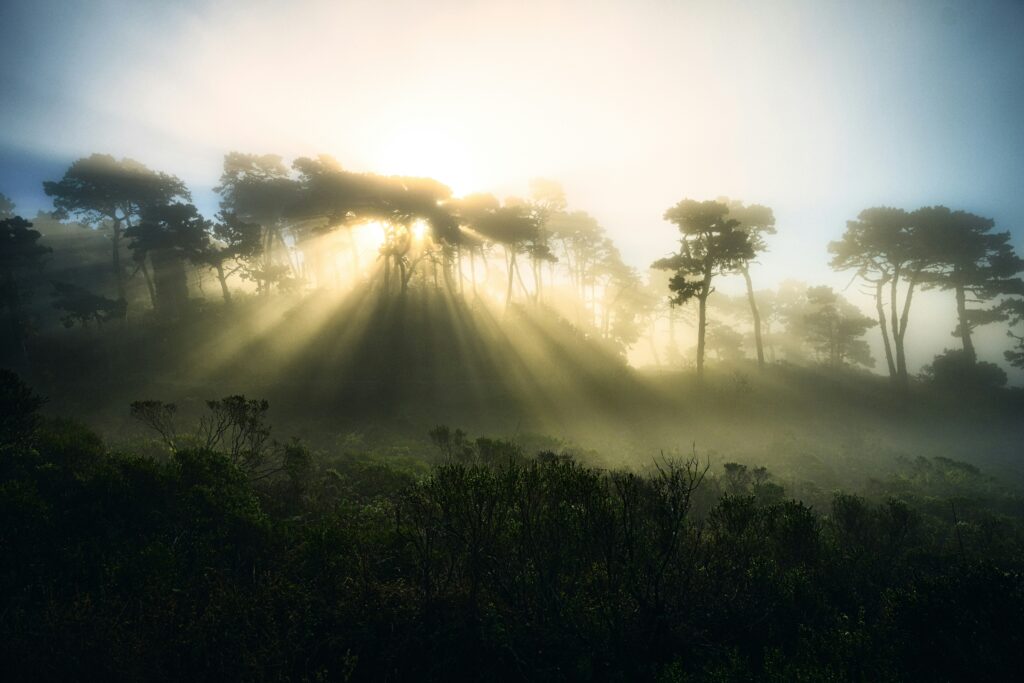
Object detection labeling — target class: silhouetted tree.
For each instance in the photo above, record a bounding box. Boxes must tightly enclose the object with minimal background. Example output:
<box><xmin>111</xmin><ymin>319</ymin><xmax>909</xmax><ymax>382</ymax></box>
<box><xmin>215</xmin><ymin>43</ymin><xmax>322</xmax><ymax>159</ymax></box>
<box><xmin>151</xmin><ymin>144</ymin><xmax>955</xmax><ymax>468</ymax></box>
<box><xmin>192</xmin><ymin>212</ymin><xmax>262</xmax><ymax>303</ymax></box>
<box><xmin>800</xmin><ymin>286</ymin><xmax>876</xmax><ymax>368</ymax></box>
<box><xmin>524</xmin><ymin>179</ymin><xmax>566</xmax><ymax>302</ymax></box>
<box><xmin>475</xmin><ymin>204</ymin><xmax>538</xmax><ymax>309</ymax></box>
<box><xmin>50</xmin><ymin>282</ymin><xmax>125</xmax><ymax>327</ymax></box>
<box><xmin>549</xmin><ymin>211</ymin><xmax>607</xmax><ymax>322</ymax></box>
<box><xmin>914</xmin><ymin>206</ymin><xmax>1024</xmax><ymax>363</ymax></box>
<box><xmin>653</xmin><ymin>199</ymin><xmax>754</xmax><ymax>378</ymax></box>
<box><xmin>44</xmin><ymin>154</ymin><xmax>190</xmax><ymax>305</ymax></box>
<box><xmin>216</xmin><ymin>152</ymin><xmax>302</xmax><ymax>293</ymax></box>
<box><xmin>1001</xmin><ymin>297</ymin><xmax>1024</xmax><ymax>368</ymax></box>
<box><xmin>922</xmin><ymin>348</ymin><xmax>1007</xmax><ymax>391</ymax></box>
<box><xmin>449</xmin><ymin>193</ymin><xmax>500</xmax><ymax>298</ymax></box>
<box><xmin>125</xmin><ymin>203</ymin><xmax>208</xmax><ymax>317</ymax></box>
<box><xmin>0</xmin><ymin>215</ymin><xmax>51</xmax><ymax>364</ymax></box>
<box><xmin>722</xmin><ymin>200</ymin><xmax>776</xmax><ymax>369</ymax></box>
<box><xmin>829</xmin><ymin>208</ymin><xmax>923</xmax><ymax>390</ymax></box>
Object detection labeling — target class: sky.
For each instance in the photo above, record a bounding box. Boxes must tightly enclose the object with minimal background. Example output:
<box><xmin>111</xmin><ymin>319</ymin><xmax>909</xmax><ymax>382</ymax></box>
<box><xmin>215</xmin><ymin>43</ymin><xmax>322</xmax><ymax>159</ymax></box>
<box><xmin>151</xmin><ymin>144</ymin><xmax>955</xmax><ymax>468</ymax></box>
<box><xmin>2</xmin><ymin>0</ymin><xmax>1023</xmax><ymax>373</ymax></box>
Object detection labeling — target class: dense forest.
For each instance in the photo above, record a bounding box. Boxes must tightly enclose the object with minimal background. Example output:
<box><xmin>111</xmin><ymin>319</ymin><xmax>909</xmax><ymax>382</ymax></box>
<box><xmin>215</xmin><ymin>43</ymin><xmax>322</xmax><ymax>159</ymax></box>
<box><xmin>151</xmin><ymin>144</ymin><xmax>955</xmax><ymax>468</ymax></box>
<box><xmin>1</xmin><ymin>147</ymin><xmax>1023</xmax><ymax>680</ymax></box>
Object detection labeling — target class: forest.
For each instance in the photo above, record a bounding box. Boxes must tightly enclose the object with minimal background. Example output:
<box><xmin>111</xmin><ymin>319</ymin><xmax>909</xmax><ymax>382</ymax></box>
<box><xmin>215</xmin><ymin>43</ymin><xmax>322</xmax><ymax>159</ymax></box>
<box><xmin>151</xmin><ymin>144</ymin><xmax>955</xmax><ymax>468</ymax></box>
<box><xmin>1</xmin><ymin>150</ymin><xmax>1023</xmax><ymax>680</ymax></box>
<box><xmin>4</xmin><ymin>0</ymin><xmax>1024</xmax><ymax>679</ymax></box>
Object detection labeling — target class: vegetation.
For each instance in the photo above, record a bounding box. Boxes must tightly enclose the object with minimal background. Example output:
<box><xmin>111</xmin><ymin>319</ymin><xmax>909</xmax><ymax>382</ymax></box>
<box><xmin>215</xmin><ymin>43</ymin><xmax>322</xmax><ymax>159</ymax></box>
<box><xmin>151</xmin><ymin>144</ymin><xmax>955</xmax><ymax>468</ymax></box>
<box><xmin>1</xmin><ymin>373</ymin><xmax>1022</xmax><ymax>680</ymax></box>
<box><xmin>1</xmin><ymin>151</ymin><xmax>1022</xmax><ymax>680</ymax></box>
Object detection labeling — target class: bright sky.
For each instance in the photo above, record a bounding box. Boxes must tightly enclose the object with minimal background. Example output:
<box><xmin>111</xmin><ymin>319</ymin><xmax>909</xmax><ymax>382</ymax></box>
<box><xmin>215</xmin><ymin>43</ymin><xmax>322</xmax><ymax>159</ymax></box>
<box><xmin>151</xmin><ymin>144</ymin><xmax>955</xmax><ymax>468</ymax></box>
<box><xmin>2</xmin><ymin>0</ymin><xmax>1023</xmax><ymax>373</ymax></box>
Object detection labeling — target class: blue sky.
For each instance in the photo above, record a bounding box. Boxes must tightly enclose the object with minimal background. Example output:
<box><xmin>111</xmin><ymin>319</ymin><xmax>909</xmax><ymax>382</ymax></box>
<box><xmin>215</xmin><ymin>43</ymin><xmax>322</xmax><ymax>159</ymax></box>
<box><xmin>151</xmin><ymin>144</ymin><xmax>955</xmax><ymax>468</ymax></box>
<box><xmin>2</xmin><ymin>0</ymin><xmax>1024</xmax><ymax>371</ymax></box>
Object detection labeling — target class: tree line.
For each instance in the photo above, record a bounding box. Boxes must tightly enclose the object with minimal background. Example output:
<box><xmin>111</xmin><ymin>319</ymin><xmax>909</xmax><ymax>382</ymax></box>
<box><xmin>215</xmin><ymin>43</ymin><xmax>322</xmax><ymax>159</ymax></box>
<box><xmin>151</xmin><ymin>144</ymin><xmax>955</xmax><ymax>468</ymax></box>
<box><xmin>653</xmin><ymin>199</ymin><xmax>1024</xmax><ymax>386</ymax></box>
<box><xmin>2</xmin><ymin>152</ymin><xmax>1023</xmax><ymax>387</ymax></box>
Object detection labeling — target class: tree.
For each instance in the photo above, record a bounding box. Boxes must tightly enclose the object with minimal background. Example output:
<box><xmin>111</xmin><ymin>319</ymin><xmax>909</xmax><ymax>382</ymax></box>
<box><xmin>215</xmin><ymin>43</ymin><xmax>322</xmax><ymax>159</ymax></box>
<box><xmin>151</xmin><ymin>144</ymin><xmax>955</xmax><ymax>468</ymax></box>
<box><xmin>829</xmin><ymin>208</ymin><xmax>923</xmax><ymax>390</ymax></box>
<box><xmin>51</xmin><ymin>282</ymin><xmax>125</xmax><ymax>327</ymax></box>
<box><xmin>43</xmin><ymin>154</ymin><xmax>190</xmax><ymax>305</ymax></box>
<box><xmin>914</xmin><ymin>206</ymin><xmax>1024</xmax><ymax>363</ymax></box>
<box><xmin>922</xmin><ymin>349</ymin><xmax>1007</xmax><ymax>392</ymax></box>
<box><xmin>722</xmin><ymin>199</ymin><xmax>776</xmax><ymax>369</ymax></box>
<box><xmin>124</xmin><ymin>203</ymin><xmax>209</xmax><ymax>317</ymax></box>
<box><xmin>475</xmin><ymin>204</ymin><xmax>538</xmax><ymax>309</ymax></box>
<box><xmin>369</xmin><ymin>175</ymin><xmax>456</xmax><ymax>296</ymax></box>
<box><xmin>653</xmin><ymin>199</ymin><xmax>754</xmax><ymax>378</ymax></box>
<box><xmin>1001</xmin><ymin>297</ymin><xmax>1024</xmax><ymax>369</ymax></box>
<box><xmin>524</xmin><ymin>179</ymin><xmax>566</xmax><ymax>303</ymax></box>
<box><xmin>217</xmin><ymin>153</ymin><xmax>302</xmax><ymax>293</ymax></box>
<box><xmin>193</xmin><ymin>212</ymin><xmax>263</xmax><ymax>304</ymax></box>
<box><xmin>0</xmin><ymin>215</ymin><xmax>51</xmax><ymax>364</ymax></box>
<box><xmin>800</xmin><ymin>286</ymin><xmax>876</xmax><ymax>368</ymax></box>
<box><xmin>449</xmin><ymin>193</ymin><xmax>500</xmax><ymax>299</ymax></box>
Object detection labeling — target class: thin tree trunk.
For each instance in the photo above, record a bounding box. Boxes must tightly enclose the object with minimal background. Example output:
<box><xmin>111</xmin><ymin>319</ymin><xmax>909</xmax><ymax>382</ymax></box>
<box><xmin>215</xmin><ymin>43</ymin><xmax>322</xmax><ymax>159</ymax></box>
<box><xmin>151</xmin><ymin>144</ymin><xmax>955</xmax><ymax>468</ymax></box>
<box><xmin>215</xmin><ymin>263</ymin><xmax>232</xmax><ymax>304</ymax></box>
<box><xmin>741</xmin><ymin>266</ymin><xmax>765</xmax><ymax>369</ymax></box>
<box><xmin>514</xmin><ymin>254</ymin><xmax>530</xmax><ymax>300</ymax></box>
<box><xmin>955</xmin><ymin>281</ymin><xmax>976</xmax><ymax>363</ymax></box>
<box><xmin>696</xmin><ymin>294</ymin><xmax>708</xmax><ymax>379</ymax></box>
<box><xmin>874</xmin><ymin>277</ymin><xmax>897</xmax><ymax>379</ymax></box>
<box><xmin>504</xmin><ymin>247</ymin><xmax>514</xmax><ymax>310</ymax></box>
<box><xmin>890</xmin><ymin>266</ymin><xmax>907</xmax><ymax>389</ymax></box>
<box><xmin>112</xmin><ymin>222</ymin><xmax>126</xmax><ymax>302</ymax></box>
<box><xmin>140</xmin><ymin>259</ymin><xmax>157</xmax><ymax>309</ymax></box>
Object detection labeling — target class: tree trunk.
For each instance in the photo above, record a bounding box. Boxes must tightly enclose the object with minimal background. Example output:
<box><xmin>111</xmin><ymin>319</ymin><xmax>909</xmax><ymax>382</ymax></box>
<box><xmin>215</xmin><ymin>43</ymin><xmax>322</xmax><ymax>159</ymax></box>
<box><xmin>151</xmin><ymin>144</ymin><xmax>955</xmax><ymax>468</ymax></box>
<box><xmin>140</xmin><ymin>259</ymin><xmax>157</xmax><ymax>309</ymax></box>
<box><xmin>111</xmin><ymin>221</ymin><xmax>127</xmax><ymax>303</ymax></box>
<box><xmin>955</xmin><ymin>282</ymin><xmax>976</xmax><ymax>363</ymax></box>
<box><xmin>514</xmin><ymin>254</ymin><xmax>530</xmax><ymax>300</ymax></box>
<box><xmin>215</xmin><ymin>263</ymin><xmax>232</xmax><ymax>304</ymax></box>
<box><xmin>890</xmin><ymin>266</ymin><xmax>908</xmax><ymax>390</ymax></box>
<box><xmin>696</xmin><ymin>294</ymin><xmax>708</xmax><ymax>379</ymax></box>
<box><xmin>892</xmin><ymin>270</ymin><xmax>916</xmax><ymax>392</ymax></box>
<box><xmin>741</xmin><ymin>266</ymin><xmax>765</xmax><ymax>369</ymax></box>
<box><xmin>504</xmin><ymin>248</ymin><xmax>514</xmax><ymax>310</ymax></box>
<box><xmin>874</xmin><ymin>278</ymin><xmax>897</xmax><ymax>380</ymax></box>
<box><xmin>150</xmin><ymin>249</ymin><xmax>189</xmax><ymax>318</ymax></box>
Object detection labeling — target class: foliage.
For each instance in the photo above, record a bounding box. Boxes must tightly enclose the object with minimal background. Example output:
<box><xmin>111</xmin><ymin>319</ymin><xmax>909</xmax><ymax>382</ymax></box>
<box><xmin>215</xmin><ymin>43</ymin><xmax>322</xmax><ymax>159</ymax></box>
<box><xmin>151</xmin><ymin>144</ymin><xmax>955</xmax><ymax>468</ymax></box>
<box><xmin>653</xmin><ymin>199</ymin><xmax>754</xmax><ymax>376</ymax></box>
<box><xmin>3</xmin><ymin>377</ymin><xmax>1023</xmax><ymax>680</ymax></box>
<box><xmin>922</xmin><ymin>348</ymin><xmax>1008</xmax><ymax>391</ymax></box>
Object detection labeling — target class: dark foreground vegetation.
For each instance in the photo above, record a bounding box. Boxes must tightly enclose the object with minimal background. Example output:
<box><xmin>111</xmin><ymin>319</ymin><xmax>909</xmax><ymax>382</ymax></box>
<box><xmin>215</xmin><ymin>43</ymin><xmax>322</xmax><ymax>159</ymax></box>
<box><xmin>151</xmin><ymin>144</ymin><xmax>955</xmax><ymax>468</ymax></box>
<box><xmin>2</xmin><ymin>371</ymin><xmax>1023</xmax><ymax>681</ymax></box>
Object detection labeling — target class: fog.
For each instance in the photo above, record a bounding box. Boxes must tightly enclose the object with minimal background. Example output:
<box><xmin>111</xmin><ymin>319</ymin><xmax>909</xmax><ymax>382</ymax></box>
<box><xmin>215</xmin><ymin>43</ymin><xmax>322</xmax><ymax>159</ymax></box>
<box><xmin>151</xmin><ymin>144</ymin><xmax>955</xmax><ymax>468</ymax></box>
<box><xmin>2</xmin><ymin>1</ymin><xmax>1024</xmax><ymax>680</ymax></box>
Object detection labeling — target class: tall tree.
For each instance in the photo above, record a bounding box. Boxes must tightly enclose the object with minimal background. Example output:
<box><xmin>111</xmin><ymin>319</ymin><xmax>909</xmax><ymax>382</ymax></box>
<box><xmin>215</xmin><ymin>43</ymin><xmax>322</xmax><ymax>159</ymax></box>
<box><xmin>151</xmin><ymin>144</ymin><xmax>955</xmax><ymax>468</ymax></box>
<box><xmin>43</xmin><ymin>154</ymin><xmax>190</xmax><ymax>305</ymax></box>
<box><xmin>125</xmin><ymin>203</ymin><xmax>209</xmax><ymax>318</ymax></box>
<box><xmin>0</xmin><ymin>215</ymin><xmax>51</xmax><ymax>365</ymax></box>
<box><xmin>799</xmin><ymin>286</ymin><xmax>877</xmax><ymax>368</ymax></box>
<box><xmin>653</xmin><ymin>199</ymin><xmax>754</xmax><ymax>378</ymax></box>
<box><xmin>1001</xmin><ymin>297</ymin><xmax>1024</xmax><ymax>369</ymax></box>
<box><xmin>449</xmin><ymin>193</ymin><xmax>500</xmax><ymax>298</ymax></box>
<box><xmin>722</xmin><ymin>199</ymin><xmax>776</xmax><ymax>369</ymax></box>
<box><xmin>193</xmin><ymin>212</ymin><xmax>263</xmax><ymax>304</ymax></box>
<box><xmin>548</xmin><ymin>211</ymin><xmax>606</xmax><ymax>323</ymax></box>
<box><xmin>914</xmin><ymin>206</ymin><xmax>1024</xmax><ymax>363</ymax></box>
<box><xmin>216</xmin><ymin>153</ymin><xmax>301</xmax><ymax>293</ymax></box>
<box><xmin>829</xmin><ymin>207</ymin><xmax>923</xmax><ymax>390</ymax></box>
<box><xmin>525</xmin><ymin>179</ymin><xmax>566</xmax><ymax>302</ymax></box>
<box><xmin>475</xmin><ymin>204</ymin><xmax>538</xmax><ymax>310</ymax></box>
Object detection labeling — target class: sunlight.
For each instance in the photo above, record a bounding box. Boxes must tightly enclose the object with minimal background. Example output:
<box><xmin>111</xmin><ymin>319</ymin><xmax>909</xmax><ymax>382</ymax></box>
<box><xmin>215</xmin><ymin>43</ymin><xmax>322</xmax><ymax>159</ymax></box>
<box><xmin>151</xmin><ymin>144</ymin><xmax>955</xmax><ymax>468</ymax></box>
<box><xmin>373</xmin><ymin>124</ymin><xmax>479</xmax><ymax>196</ymax></box>
<box><xmin>353</xmin><ymin>221</ymin><xmax>387</xmax><ymax>255</ymax></box>
<box><xmin>411</xmin><ymin>220</ymin><xmax>429</xmax><ymax>242</ymax></box>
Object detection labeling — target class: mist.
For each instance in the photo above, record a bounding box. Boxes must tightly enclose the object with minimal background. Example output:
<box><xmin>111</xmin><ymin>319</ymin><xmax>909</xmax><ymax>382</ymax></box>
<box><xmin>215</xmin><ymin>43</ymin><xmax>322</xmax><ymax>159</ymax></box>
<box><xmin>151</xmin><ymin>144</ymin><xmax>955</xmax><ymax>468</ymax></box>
<box><xmin>2</xmin><ymin>0</ymin><xmax>1024</xmax><ymax>680</ymax></box>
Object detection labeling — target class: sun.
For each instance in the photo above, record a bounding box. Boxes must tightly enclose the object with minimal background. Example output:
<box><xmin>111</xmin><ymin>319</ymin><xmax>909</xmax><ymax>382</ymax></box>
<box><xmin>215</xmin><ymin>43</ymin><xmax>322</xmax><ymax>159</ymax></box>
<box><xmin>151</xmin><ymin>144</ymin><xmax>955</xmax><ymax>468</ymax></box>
<box><xmin>372</xmin><ymin>124</ymin><xmax>479</xmax><ymax>197</ymax></box>
<box><xmin>411</xmin><ymin>220</ymin><xmax>429</xmax><ymax>242</ymax></box>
